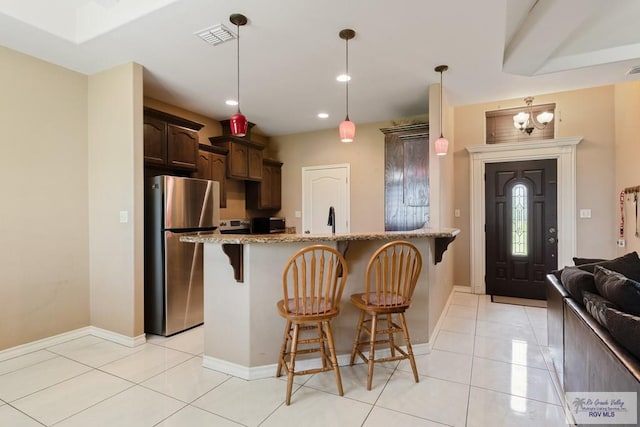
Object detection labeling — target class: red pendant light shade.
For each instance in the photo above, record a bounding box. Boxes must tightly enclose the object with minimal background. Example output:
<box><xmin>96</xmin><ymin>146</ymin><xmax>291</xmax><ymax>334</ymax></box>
<box><xmin>339</xmin><ymin>118</ymin><xmax>355</xmax><ymax>143</ymax></box>
<box><xmin>339</xmin><ymin>29</ymin><xmax>356</xmax><ymax>143</ymax></box>
<box><xmin>230</xmin><ymin>112</ymin><xmax>248</xmax><ymax>137</ymax></box>
<box><xmin>230</xmin><ymin>13</ymin><xmax>248</xmax><ymax>137</ymax></box>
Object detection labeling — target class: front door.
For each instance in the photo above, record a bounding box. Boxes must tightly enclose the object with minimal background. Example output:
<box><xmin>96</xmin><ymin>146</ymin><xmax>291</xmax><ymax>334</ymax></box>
<box><xmin>485</xmin><ymin>159</ymin><xmax>557</xmax><ymax>300</ymax></box>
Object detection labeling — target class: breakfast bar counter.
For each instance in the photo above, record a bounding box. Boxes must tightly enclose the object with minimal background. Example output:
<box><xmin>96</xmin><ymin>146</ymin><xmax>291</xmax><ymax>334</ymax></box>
<box><xmin>182</xmin><ymin>228</ymin><xmax>459</xmax><ymax>379</ymax></box>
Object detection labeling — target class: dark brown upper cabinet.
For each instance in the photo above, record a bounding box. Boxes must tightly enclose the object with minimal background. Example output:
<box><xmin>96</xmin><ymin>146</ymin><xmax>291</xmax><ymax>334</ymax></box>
<box><xmin>246</xmin><ymin>159</ymin><xmax>283</xmax><ymax>210</ymax></box>
<box><xmin>381</xmin><ymin>123</ymin><xmax>429</xmax><ymax>231</ymax></box>
<box><xmin>193</xmin><ymin>144</ymin><xmax>228</xmax><ymax>208</ymax></box>
<box><xmin>144</xmin><ymin>107</ymin><xmax>204</xmax><ymax>172</ymax></box>
<box><xmin>209</xmin><ymin>136</ymin><xmax>264</xmax><ymax>181</ymax></box>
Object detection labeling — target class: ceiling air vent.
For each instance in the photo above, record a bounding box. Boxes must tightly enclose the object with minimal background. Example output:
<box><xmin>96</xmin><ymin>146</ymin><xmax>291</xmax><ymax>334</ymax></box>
<box><xmin>195</xmin><ymin>23</ymin><xmax>236</xmax><ymax>46</ymax></box>
<box><xmin>628</xmin><ymin>65</ymin><xmax>640</xmax><ymax>75</ymax></box>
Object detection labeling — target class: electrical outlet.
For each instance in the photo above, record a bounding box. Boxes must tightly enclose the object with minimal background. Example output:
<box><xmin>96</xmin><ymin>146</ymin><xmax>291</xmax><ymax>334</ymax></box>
<box><xmin>579</xmin><ymin>209</ymin><xmax>592</xmax><ymax>218</ymax></box>
<box><xmin>617</xmin><ymin>239</ymin><xmax>626</xmax><ymax>248</ymax></box>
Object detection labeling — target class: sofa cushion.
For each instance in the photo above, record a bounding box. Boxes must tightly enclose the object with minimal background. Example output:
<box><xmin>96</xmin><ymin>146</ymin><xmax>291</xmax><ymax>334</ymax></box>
<box><xmin>573</xmin><ymin>257</ymin><xmax>606</xmax><ymax>266</ymax></box>
<box><xmin>577</xmin><ymin>251</ymin><xmax>640</xmax><ymax>282</ymax></box>
<box><xmin>604</xmin><ymin>306</ymin><xmax>640</xmax><ymax>360</ymax></box>
<box><xmin>582</xmin><ymin>291</ymin><xmax>617</xmax><ymax>328</ymax></box>
<box><xmin>594</xmin><ymin>266</ymin><xmax>640</xmax><ymax>316</ymax></box>
<box><xmin>560</xmin><ymin>267</ymin><xmax>597</xmax><ymax>304</ymax></box>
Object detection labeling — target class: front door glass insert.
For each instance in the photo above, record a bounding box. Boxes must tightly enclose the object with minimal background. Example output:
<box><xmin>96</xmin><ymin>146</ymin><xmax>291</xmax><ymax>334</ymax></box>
<box><xmin>512</xmin><ymin>183</ymin><xmax>527</xmax><ymax>256</ymax></box>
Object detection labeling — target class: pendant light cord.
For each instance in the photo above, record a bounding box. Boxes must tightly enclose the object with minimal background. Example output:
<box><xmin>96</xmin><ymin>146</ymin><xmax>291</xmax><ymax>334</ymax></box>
<box><xmin>345</xmin><ymin>37</ymin><xmax>350</xmax><ymax>121</ymax></box>
<box><xmin>236</xmin><ymin>23</ymin><xmax>241</xmax><ymax>114</ymax></box>
<box><xmin>439</xmin><ymin>69</ymin><xmax>443</xmax><ymax>138</ymax></box>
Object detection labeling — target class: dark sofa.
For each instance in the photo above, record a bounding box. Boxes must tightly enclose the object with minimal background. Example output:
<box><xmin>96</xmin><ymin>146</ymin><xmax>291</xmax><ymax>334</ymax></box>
<box><xmin>546</xmin><ymin>253</ymin><xmax>640</xmax><ymax>426</ymax></box>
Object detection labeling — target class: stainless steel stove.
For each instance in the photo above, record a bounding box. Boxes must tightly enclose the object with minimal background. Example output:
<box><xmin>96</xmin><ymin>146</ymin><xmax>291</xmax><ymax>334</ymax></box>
<box><xmin>218</xmin><ymin>218</ymin><xmax>250</xmax><ymax>234</ymax></box>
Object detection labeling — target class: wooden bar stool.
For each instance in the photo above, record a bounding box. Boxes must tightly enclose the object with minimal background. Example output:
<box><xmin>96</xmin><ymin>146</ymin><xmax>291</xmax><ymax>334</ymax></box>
<box><xmin>349</xmin><ymin>240</ymin><xmax>423</xmax><ymax>390</ymax></box>
<box><xmin>276</xmin><ymin>245</ymin><xmax>348</xmax><ymax>405</ymax></box>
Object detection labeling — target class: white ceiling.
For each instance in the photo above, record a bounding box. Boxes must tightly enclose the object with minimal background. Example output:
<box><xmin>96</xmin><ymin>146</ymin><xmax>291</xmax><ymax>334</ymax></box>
<box><xmin>1</xmin><ymin>0</ymin><xmax>639</xmax><ymax>136</ymax></box>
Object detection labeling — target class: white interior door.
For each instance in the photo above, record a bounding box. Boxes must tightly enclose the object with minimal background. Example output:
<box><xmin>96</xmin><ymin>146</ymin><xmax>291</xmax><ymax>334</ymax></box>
<box><xmin>302</xmin><ymin>164</ymin><xmax>350</xmax><ymax>234</ymax></box>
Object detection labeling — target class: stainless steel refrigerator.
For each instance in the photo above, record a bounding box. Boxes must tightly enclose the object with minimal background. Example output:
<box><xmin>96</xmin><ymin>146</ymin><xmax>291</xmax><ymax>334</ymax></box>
<box><xmin>145</xmin><ymin>175</ymin><xmax>220</xmax><ymax>336</ymax></box>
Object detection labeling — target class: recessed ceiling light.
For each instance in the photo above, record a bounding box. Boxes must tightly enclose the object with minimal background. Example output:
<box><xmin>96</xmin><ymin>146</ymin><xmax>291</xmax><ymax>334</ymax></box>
<box><xmin>225</xmin><ymin>99</ymin><xmax>238</xmax><ymax>106</ymax></box>
<box><xmin>336</xmin><ymin>74</ymin><xmax>351</xmax><ymax>82</ymax></box>
<box><xmin>318</xmin><ymin>113</ymin><xmax>329</xmax><ymax>119</ymax></box>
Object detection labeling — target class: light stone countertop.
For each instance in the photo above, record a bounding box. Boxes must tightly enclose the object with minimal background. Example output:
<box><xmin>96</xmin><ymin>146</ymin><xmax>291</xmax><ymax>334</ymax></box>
<box><xmin>180</xmin><ymin>227</ymin><xmax>460</xmax><ymax>244</ymax></box>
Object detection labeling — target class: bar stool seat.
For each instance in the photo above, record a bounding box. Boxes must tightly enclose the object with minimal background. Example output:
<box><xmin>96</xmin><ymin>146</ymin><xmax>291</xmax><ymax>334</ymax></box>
<box><xmin>350</xmin><ymin>240</ymin><xmax>423</xmax><ymax>390</ymax></box>
<box><xmin>276</xmin><ymin>244</ymin><xmax>348</xmax><ymax>405</ymax></box>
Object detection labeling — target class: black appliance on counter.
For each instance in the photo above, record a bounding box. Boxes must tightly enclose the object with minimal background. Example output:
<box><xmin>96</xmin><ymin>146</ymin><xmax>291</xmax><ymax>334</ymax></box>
<box><xmin>251</xmin><ymin>217</ymin><xmax>286</xmax><ymax>234</ymax></box>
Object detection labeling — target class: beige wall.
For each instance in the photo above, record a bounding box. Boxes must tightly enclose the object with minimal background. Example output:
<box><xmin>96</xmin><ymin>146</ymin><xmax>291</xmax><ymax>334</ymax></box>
<box><xmin>0</xmin><ymin>47</ymin><xmax>90</xmax><ymax>350</ymax></box>
<box><xmin>270</xmin><ymin>121</ymin><xmax>391</xmax><ymax>234</ymax></box>
<box><xmin>452</xmin><ymin>85</ymin><xmax>617</xmax><ymax>287</ymax></box>
<box><xmin>614</xmin><ymin>81</ymin><xmax>640</xmax><ymax>256</ymax></box>
<box><xmin>88</xmin><ymin>63</ymin><xmax>145</xmax><ymax>337</ymax></box>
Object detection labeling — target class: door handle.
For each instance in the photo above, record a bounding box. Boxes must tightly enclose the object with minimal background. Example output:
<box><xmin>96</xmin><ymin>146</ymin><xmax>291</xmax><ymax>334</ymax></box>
<box><xmin>549</xmin><ymin>227</ymin><xmax>556</xmax><ymax>234</ymax></box>
<box><xmin>548</xmin><ymin>237</ymin><xmax>556</xmax><ymax>244</ymax></box>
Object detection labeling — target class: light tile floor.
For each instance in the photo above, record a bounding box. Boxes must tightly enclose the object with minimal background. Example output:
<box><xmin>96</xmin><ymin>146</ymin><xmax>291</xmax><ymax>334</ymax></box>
<box><xmin>0</xmin><ymin>292</ymin><xmax>571</xmax><ymax>426</ymax></box>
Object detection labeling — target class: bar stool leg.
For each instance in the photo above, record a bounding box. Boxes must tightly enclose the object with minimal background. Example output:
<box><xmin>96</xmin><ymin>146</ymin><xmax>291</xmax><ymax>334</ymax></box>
<box><xmin>387</xmin><ymin>314</ymin><xmax>396</xmax><ymax>357</ymax></box>
<box><xmin>317</xmin><ymin>321</ymin><xmax>328</xmax><ymax>369</ymax></box>
<box><xmin>399</xmin><ymin>313</ymin><xmax>419</xmax><ymax>383</ymax></box>
<box><xmin>324</xmin><ymin>320</ymin><xmax>344</xmax><ymax>396</ymax></box>
<box><xmin>367</xmin><ymin>314</ymin><xmax>378</xmax><ymax>390</ymax></box>
<box><xmin>350</xmin><ymin>310</ymin><xmax>365</xmax><ymax>365</ymax></box>
<box><xmin>286</xmin><ymin>323</ymin><xmax>300</xmax><ymax>405</ymax></box>
<box><xmin>276</xmin><ymin>320</ymin><xmax>291</xmax><ymax>377</ymax></box>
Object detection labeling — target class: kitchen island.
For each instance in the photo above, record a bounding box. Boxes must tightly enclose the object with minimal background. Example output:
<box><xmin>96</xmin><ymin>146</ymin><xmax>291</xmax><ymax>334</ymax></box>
<box><xmin>182</xmin><ymin>228</ymin><xmax>459</xmax><ymax>379</ymax></box>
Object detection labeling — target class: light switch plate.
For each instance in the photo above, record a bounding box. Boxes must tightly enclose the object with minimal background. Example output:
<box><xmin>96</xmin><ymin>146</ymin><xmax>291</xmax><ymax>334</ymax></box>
<box><xmin>579</xmin><ymin>209</ymin><xmax>592</xmax><ymax>218</ymax></box>
<box><xmin>454</xmin><ymin>209</ymin><xmax>461</xmax><ymax>218</ymax></box>
<box><xmin>119</xmin><ymin>211</ymin><xmax>128</xmax><ymax>223</ymax></box>
<box><xmin>294</xmin><ymin>211</ymin><xmax>301</xmax><ymax>218</ymax></box>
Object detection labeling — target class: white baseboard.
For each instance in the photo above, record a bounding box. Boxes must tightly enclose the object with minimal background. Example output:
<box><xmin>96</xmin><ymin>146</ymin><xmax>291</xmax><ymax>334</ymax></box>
<box><xmin>453</xmin><ymin>285</ymin><xmax>473</xmax><ymax>294</ymax></box>
<box><xmin>0</xmin><ymin>327</ymin><xmax>91</xmax><ymax>362</ymax></box>
<box><xmin>0</xmin><ymin>327</ymin><xmax>146</xmax><ymax>362</ymax></box>
<box><xmin>89</xmin><ymin>327</ymin><xmax>146</xmax><ymax>348</ymax></box>
<box><xmin>202</xmin><ymin>342</ymin><xmax>432</xmax><ymax>380</ymax></box>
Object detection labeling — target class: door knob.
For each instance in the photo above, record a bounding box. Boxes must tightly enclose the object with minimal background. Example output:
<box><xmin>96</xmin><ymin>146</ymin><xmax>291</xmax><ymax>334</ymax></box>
<box><xmin>549</xmin><ymin>227</ymin><xmax>556</xmax><ymax>234</ymax></box>
<box><xmin>548</xmin><ymin>237</ymin><xmax>556</xmax><ymax>244</ymax></box>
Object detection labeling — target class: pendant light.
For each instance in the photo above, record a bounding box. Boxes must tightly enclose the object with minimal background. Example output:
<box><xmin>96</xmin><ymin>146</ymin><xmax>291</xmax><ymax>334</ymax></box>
<box><xmin>229</xmin><ymin>13</ymin><xmax>248</xmax><ymax>137</ymax></box>
<box><xmin>338</xmin><ymin>29</ymin><xmax>356</xmax><ymax>143</ymax></box>
<box><xmin>434</xmin><ymin>65</ymin><xmax>449</xmax><ymax>156</ymax></box>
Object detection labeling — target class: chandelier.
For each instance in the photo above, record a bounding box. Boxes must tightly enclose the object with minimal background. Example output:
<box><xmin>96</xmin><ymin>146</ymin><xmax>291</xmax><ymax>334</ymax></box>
<box><xmin>513</xmin><ymin>97</ymin><xmax>554</xmax><ymax>135</ymax></box>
